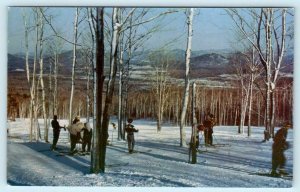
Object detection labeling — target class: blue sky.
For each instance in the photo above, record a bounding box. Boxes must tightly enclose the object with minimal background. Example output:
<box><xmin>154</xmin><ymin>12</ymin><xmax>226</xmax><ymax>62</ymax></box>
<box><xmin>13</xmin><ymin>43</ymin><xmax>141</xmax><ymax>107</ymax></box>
<box><xmin>7</xmin><ymin>7</ymin><xmax>294</xmax><ymax>54</ymax></box>
<box><xmin>7</xmin><ymin>7</ymin><xmax>237</xmax><ymax>54</ymax></box>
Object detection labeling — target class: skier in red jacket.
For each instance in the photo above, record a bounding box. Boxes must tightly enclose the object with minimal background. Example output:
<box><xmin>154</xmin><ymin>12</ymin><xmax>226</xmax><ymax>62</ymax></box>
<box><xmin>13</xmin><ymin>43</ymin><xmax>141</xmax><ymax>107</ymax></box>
<box><xmin>203</xmin><ymin>114</ymin><xmax>215</xmax><ymax>146</ymax></box>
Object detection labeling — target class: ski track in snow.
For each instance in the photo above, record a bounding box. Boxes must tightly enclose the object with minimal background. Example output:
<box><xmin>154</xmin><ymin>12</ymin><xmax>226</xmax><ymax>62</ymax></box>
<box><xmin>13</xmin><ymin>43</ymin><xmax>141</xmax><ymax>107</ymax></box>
<box><xmin>6</xmin><ymin>118</ymin><xmax>293</xmax><ymax>187</ymax></box>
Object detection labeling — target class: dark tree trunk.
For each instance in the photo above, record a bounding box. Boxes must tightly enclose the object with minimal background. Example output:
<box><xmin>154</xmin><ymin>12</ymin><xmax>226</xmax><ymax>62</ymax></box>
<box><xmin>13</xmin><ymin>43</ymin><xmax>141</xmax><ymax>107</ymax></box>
<box><xmin>91</xmin><ymin>7</ymin><xmax>105</xmax><ymax>174</ymax></box>
<box><xmin>99</xmin><ymin>8</ymin><xmax>120</xmax><ymax>173</ymax></box>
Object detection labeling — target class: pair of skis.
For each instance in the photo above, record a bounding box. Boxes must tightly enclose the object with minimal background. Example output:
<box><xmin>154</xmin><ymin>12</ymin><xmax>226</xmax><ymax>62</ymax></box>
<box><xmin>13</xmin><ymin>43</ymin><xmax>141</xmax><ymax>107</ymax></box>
<box><xmin>198</xmin><ymin>160</ymin><xmax>292</xmax><ymax>181</ymax></box>
<box><xmin>254</xmin><ymin>172</ymin><xmax>293</xmax><ymax>180</ymax></box>
<box><xmin>55</xmin><ymin>150</ymin><xmax>90</xmax><ymax>156</ymax></box>
<box><xmin>127</xmin><ymin>149</ymin><xmax>152</xmax><ymax>154</ymax></box>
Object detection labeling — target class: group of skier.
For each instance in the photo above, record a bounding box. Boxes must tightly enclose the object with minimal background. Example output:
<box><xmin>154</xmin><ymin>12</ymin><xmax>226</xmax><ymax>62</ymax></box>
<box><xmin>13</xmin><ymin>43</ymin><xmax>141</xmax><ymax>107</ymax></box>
<box><xmin>50</xmin><ymin>115</ymin><xmax>92</xmax><ymax>155</ymax></box>
<box><xmin>194</xmin><ymin>113</ymin><xmax>216</xmax><ymax>149</ymax></box>
<box><xmin>50</xmin><ymin>115</ymin><xmax>138</xmax><ymax>155</ymax></box>
<box><xmin>193</xmin><ymin>113</ymin><xmax>291</xmax><ymax>177</ymax></box>
<box><xmin>50</xmin><ymin>112</ymin><xmax>291</xmax><ymax>177</ymax></box>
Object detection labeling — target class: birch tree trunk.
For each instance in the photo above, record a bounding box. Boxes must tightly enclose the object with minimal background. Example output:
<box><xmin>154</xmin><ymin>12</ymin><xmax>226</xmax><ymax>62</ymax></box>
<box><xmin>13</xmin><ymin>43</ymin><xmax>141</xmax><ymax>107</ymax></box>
<box><xmin>31</xmin><ymin>9</ymin><xmax>40</xmax><ymax>141</ymax></box>
<box><xmin>150</xmin><ymin>51</ymin><xmax>169</xmax><ymax>132</ymax></box>
<box><xmin>87</xmin><ymin>8</ymin><xmax>96</xmax><ymax>126</ymax></box>
<box><xmin>227</xmin><ymin>8</ymin><xmax>288</xmax><ymax>140</ymax></box>
<box><xmin>180</xmin><ymin>8</ymin><xmax>194</xmax><ymax>147</ymax></box>
<box><xmin>53</xmin><ymin>52</ymin><xmax>58</xmax><ymax>115</ymax></box>
<box><xmin>247</xmin><ymin>72</ymin><xmax>254</xmax><ymax>136</ymax></box>
<box><xmin>36</xmin><ymin>8</ymin><xmax>48</xmax><ymax>142</ymax></box>
<box><xmin>118</xmin><ymin>38</ymin><xmax>124</xmax><ymax>140</ymax></box>
<box><xmin>86</xmin><ymin>7</ymin><xmax>97</xmax><ymax>171</ymax></box>
<box><xmin>69</xmin><ymin>8</ymin><xmax>79</xmax><ymax>124</ymax></box>
<box><xmin>85</xmin><ymin>49</ymin><xmax>91</xmax><ymax>123</ymax></box>
<box><xmin>191</xmin><ymin>82</ymin><xmax>197</xmax><ymax>164</ymax></box>
<box><xmin>263</xmin><ymin>8</ymin><xmax>273</xmax><ymax>140</ymax></box>
<box><xmin>48</xmin><ymin>56</ymin><xmax>52</xmax><ymax>135</ymax></box>
<box><xmin>22</xmin><ymin>9</ymin><xmax>34</xmax><ymax>140</ymax></box>
<box><xmin>22</xmin><ymin>10</ymin><xmax>30</xmax><ymax>87</ymax></box>
<box><xmin>122</xmin><ymin>18</ymin><xmax>133</xmax><ymax>140</ymax></box>
<box><xmin>247</xmin><ymin>48</ymin><xmax>258</xmax><ymax>137</ymax></box>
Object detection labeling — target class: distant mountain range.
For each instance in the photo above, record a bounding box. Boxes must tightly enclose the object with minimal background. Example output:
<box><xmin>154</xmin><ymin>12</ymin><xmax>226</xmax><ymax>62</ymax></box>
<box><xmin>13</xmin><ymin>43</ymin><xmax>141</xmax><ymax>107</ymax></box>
<box><xmin>7</xmin><ymin>48</ymin><xmax>293</xmax><ymax>78</ymax></box>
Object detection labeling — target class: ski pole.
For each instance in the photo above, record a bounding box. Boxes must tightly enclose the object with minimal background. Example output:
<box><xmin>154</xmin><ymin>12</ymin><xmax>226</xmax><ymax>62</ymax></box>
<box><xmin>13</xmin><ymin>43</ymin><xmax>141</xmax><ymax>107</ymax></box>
<box><xmin>213</xmin><ymin>133</ymin><xmax>219</xmax><ymax>145</ymax></box>
<box><xmin>200</xmin><ymin>131</ymin><xmax>207</xmax><ymax>151</ymax></box>
<box><xmin>136</xmin><ymin>131</ymin><xmax>139</xmax><ymax>151</ymax></box>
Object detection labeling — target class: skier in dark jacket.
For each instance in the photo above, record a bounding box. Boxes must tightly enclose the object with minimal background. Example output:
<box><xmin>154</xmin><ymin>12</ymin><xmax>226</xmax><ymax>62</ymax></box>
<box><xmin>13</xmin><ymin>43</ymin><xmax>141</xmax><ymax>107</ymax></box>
<box><xmin>125</xmin><ymin>118</ymin><xmax>139</xmax><ymax>153</ymax></box>
<box><xmin>50</xmin><ymin>115</ymin><xmax>65</xmax><ymax>150</ymax></box>
<box><xmin>203</xmin><ymin>114</ymin><xmax>215</xmax><ymax>145</ymax></box>
<box><xmin>82</xmin><ymin>123</ymin><xmax>92</xmax><ymax>153</ymax></box>
<box><xmin>271</xmin><ymin>122</ymin><xmax>291</xmax><ymax>176</ymax></box>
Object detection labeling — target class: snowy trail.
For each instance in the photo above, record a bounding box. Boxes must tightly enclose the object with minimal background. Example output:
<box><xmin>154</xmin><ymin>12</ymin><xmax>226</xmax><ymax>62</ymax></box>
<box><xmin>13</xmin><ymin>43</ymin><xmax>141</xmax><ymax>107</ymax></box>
<box><xmin>6</xmin><ymin>118</ymin><xmax>293</xmax><ymax>187</ymax></box>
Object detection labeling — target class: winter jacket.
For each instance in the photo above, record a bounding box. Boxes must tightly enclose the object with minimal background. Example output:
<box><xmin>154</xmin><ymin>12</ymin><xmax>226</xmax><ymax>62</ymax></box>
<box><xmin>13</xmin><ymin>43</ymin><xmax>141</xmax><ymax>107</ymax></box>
<box><xmin>83</xmin><ymin>128</ymin><xmax>92</xmax><ymax>142</ymax></box>
<box><xmin>203</xmin><ymin>119</ymin><xmax>215</xmax><ymax>130</ymax></box>
<box><xmin>51</xmin><ymin>120</ymin><xmax>62</xmax><ymax>132</ymax></box>
<box><xmin>67</xmin><ymin>122</ymin><xmax>85</xmax><ymax>135</ymax></box>
<box><xmin>273</xmin><ymin>127</ymin><xmax>289</xmax><ymax>152</ymax></box>
<box><xmin>125</xmin><ymin>124</ymin><xmax>138</xmax><ymax>135</ymax></box>
<box><xmin>73</xmin><ymin>118</ymin><xmax>80</xmax><ymax>124</ymax></box>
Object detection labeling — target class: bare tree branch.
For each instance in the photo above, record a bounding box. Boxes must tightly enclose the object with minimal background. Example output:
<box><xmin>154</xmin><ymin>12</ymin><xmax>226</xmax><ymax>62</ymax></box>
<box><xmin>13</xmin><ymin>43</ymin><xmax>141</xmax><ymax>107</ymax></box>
<box><xmin>120</xmin><ymin>10</ymin><xmax>178</xmax><ymax>33</ymax></box>
<box><xmin>40</xmin><ymin>10</ymin><xmax>82</xmax><ymax>46</ymax></box>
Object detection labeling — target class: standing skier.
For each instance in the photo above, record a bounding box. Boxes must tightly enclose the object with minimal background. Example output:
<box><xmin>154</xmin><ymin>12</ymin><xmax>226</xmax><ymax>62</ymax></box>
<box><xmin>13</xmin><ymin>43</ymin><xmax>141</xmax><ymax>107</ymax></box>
<box><xmin>68</xmin><ymin>116</ymin><xmax>83</xmax><ymax>154</ymax></box>
<box><xmin>271</xmin><ymin>122</ymin><xmax>291</xmax><ymax>176</ymax></box>
<box><xmin>125</xmin><ymin>118</ymin><xmax>139</xmax><ymax>153</ymax></box>
<box><xmin>203</xmin><ymin>114</ymin><xmax>215</xmax><ymax>145</ymax></box>
<box><xmin>82</xmin><ymin>123</ymin><xmax>92</xmax><ymax>153</ymax></box>
<box><xmin>50</xmin><ymin>115</ymin><xmax>65</xmax><ymax>150</ymax></box>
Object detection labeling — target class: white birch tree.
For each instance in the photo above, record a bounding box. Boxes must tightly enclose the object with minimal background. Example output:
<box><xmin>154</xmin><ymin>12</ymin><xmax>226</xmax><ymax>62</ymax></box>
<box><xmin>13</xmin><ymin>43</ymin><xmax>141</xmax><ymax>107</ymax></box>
<box><xmin>69</xmin><ymin>8</ymin><xmax>79</xmax><ymax>124</ymax></box>
<box><xmin>227</xmin><ymin>8</ymin><xmax>290</xmax><ymax>139</ymax></box>
<box><xmin>37</xmin><ymin>8</ymin><xmax>49</xmax><ymax>142</ymax></box>
<box><xmin>22</xmin><ymin>9</ymin><xmax>35</xmax><ymax>140</ymax></box>
<box><xmin>149</xmin><ymin>50</ymin><xmax>170</xmax><ymax>132</ymax></box>
<box><xmin>180</xmin><ymin>8</ymin><xmax>194</xmax><ymax>147</ymax></box>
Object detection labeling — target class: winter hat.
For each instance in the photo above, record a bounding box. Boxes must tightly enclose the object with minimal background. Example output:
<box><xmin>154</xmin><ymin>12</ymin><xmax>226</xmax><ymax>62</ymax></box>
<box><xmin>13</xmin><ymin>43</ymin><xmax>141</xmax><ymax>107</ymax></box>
<box><xmin>282</xmin><ymin>122</ymin><xmax>292</xmax><ymax>129</ymax></box>
<box><xmin>85</xmin><ymin>122</ymin><xmax>92</xmax><ymax>131</ymax></box>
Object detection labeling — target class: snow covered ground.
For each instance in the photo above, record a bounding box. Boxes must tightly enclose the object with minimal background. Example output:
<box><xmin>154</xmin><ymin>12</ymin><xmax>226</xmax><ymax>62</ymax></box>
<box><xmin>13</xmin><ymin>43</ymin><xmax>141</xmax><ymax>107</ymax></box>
<box><xmin>3</xmin><ymin>117</ymin><xmax>298</xmax><ymax>191</ymax></box>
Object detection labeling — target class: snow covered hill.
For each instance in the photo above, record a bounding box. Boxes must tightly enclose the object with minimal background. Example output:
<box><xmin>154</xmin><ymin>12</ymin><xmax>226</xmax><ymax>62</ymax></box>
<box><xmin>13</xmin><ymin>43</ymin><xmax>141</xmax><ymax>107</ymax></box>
<box><xmin>6</xmin><ymin>118</ymin><xmax>294</xmax><ymax>188</ymax></box>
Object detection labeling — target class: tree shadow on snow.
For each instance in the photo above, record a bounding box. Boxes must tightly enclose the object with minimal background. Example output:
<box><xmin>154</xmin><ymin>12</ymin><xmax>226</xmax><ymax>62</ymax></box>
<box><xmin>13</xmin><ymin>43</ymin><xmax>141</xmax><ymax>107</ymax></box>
<box><xmin>138</xmin><ymin>140</ymin><xmax>188</xmax><ymax>155</ymax></box>
<box><xmin>21</xmin><ymin>142</ymin><xmax>90</xmax><ymax>174</ymax></box>
<box><xmin>108</xmin><ymin>141</ymin><xmax>189</xmax><ymax>163</ymax></box>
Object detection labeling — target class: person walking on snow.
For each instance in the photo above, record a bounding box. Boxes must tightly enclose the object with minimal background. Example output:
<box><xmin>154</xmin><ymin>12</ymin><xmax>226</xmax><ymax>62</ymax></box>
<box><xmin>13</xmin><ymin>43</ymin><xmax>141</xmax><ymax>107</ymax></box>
<box><xmin>50</xmin><ymin>115</ymin><xmax>66</xmax><ymax>150</ymax></box>
<box><xmin>125</xmin><ymin>118</ymin><xmax>139</xmax><ymax>153</ymax></box>
<box><xmin>271</xmin><ymin>122</ymin><xmax>291</xmax><ymax>176</ymax></box>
